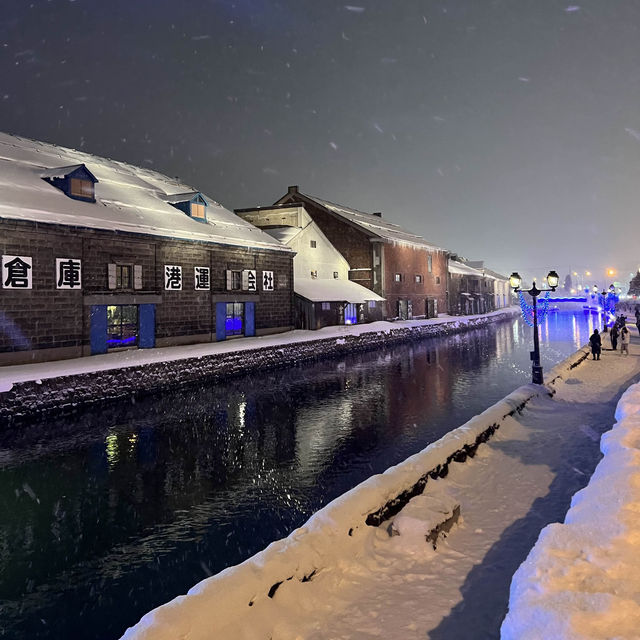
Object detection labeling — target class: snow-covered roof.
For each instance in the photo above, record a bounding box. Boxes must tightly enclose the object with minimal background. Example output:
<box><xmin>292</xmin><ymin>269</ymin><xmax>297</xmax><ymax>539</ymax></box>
<box><xmin>448</xmin><ymin>260</ymin><xmax>485</xmax><ymax>277</ymax></box>
<box><xmin>296</xmin><ymin>192</ymin><xmax>446</xmax><ymax>252</ymax></box>
<box><xmin>263</xmin><ymin>226</ymin><xmax>303</xmax><ymax>244</ymax></box>
<box><xmin>483</xmin><ymin>268</ymin><xmax>509</xmax><ymax>281</ymax></box>
<box><xmin>162</xmin><ymin>191</ymin><xmax>202</xmax><ymax>204</ymax></box>
<box><xmin>295</xmin><ymin>278</ymin><xmax>385</xmax><ymax>303</ymax></box>
<box><xmin>0</xmin><ymin>132</ymin><xmax>292</xmax><ymax>253</ymax></box>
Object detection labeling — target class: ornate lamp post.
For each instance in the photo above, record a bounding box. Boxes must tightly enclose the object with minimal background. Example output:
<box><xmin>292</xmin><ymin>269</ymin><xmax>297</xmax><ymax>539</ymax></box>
<box><xmin>509</xmin><ymin>270</ymin><xmax>560</xmax><ymax>384</ymax></box>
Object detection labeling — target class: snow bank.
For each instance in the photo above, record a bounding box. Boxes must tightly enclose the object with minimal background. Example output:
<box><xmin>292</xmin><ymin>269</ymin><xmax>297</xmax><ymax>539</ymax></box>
<box><xmin>121</xmin><ymin>346</ymin><xmax>587</xmax><ymax>640</ymax></box>
<box><xmin>501</xmin><ymin>380</ymin><xmax>640</xmax><ymax>640</ymax></box>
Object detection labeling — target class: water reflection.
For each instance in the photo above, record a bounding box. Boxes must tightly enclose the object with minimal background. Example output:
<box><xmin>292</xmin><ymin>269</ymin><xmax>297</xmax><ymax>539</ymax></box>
<box><xmin>0</xmin><ymin>312</ymin><xmax>593</xmax><ymax>640</ymax></box>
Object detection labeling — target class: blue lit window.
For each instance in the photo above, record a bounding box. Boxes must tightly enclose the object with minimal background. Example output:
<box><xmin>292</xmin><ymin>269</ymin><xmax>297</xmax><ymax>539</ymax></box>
<box><xmin>344</xmin><ymin>303</ymin><xmax>357</xmax><ymax>325</ymax></box>
<box><xmin>225</xmin><ymin>302</ymin><xmax>244</xmax><ymax>336</ymax></box>
<box><xmin>107</xmin><ymin>305</ymin><xmax>138</xmax><ymax>348</ymax></box>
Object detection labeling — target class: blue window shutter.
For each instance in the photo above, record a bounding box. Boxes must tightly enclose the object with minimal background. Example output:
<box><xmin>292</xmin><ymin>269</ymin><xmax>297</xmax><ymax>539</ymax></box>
<box><xmin>245</xmin><ymin>302</ymin><xmax>255</xmax><ymax>336</ymax></box>
<box><xmin>216</xmin><ymin>302</ymin><xmax>227</xmax><ymax>341</ymax></box>
<box><xmin>139</xmin><ymin>304</ymin><xmax>156</xmax><ymax>349</ymax></box>
<box><xmin>90</xmin><ymin>305</ymin><xmax>108</xmax><ymax>354</ymax></box>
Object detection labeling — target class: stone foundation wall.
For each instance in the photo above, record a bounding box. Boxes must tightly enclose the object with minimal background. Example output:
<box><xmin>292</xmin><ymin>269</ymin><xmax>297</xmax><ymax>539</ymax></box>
<box><xmin>0</xmin><ymin>310</ymin><xmax>519</xmax><ymax>422</ymax></box>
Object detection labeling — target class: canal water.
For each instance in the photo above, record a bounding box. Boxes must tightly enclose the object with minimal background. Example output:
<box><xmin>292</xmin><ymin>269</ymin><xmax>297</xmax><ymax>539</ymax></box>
<box><xmin>0</xmin><ymin>311</ymin><xmax>603</xmax><ymax>640</ymax></box>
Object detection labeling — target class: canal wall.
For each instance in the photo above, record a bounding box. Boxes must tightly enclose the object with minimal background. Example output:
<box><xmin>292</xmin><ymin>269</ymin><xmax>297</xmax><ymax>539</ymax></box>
<box><xmin>0</xmin><ymin>309</ymin><xmax>519</xmax><ymax>422</ymax></box>
<box><xmin>120</xmin><ymin>346</ymin><xmax>590</xmax><ymax>640</ymax></box>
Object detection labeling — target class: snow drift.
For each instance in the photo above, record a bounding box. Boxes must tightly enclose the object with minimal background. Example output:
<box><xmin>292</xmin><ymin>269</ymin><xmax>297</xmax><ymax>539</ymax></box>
<box><xmin>501</xmin><ymin>378</ymin><xmax>640</xmax><ymax>639</ymax></box>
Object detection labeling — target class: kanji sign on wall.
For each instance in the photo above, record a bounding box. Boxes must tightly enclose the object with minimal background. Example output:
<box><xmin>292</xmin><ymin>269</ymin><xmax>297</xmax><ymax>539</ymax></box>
<box><xmin>164</xmin><ymin>265</ymin><xmax>182</xmax><ymax>290</ymax></box>
<box><xmin>262</xmin><ymin>270</ymin><xmax>274</xmax><ymax>291</ymax></box>
<box><xmin>56</xmin><ymin>258</ymin><xmax>82</xmax><ymax>289</ymax></box>
<box><xmin>194</xmin><ymin>266</ymin><xmax>210</xmax><ymax>290</ymax></box>
<box><xmin>2</xmin><ymin>255</ymin><xmax>32</xmax><ymax>289</ymax></box>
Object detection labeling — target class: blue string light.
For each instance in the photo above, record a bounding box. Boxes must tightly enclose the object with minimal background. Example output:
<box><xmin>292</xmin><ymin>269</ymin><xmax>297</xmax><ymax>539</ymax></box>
<box><xmin>518</xmin><ymin>290</ymin><xmax>551</xmax><ymax>327</ymax></box>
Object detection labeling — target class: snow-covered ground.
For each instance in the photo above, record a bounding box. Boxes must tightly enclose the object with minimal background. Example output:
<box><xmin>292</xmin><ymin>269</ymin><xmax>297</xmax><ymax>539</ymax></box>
<box><xmin>120</xmin><ymin>331</ymin><xmax>640</xmax><ymax>639</ymax></box>
<box><xmin>0</xmin><ymin>309</ymin><xmax>516</xmax><ymax>393</ymax></box>
<box><xmin>502</xmin><ymin>354</ymin><xmax>640</xmax><ymax>639</ymax></box>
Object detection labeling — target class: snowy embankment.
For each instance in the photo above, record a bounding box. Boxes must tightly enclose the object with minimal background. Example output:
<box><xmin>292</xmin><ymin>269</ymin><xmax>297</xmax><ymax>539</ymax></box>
<box><xmin>501</xmin><ymin>380</ymin><xmax>640</xmax><ymax>640</ymax></box>
<box><xmin>0</xmin><ymin>309</ymin><xmax>518</xmax><ymax>421</ymax></box>
<box><xmin>121</xmin><ymin>346</ymin><xmax>589</xmax><ymax>640</ymax></box>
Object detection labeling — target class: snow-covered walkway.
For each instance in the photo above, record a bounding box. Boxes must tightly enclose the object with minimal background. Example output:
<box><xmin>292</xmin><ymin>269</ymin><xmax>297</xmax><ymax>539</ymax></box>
<box><xmin>122</xmin><ymin>332</ymin><xmax>640</xmax><ymax>640</ymax></box>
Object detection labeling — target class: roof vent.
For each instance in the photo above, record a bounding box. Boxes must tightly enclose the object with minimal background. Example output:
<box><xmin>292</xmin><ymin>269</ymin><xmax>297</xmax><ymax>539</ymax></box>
<box><xmin>287</xmin><ymin>185</ymin><xmax>299</xmax><ymax>195</ymax></box>
<box><xmin>372</xmin><ymin>211</ymin><xmax>383</xmax><ymax>217</ymax></box>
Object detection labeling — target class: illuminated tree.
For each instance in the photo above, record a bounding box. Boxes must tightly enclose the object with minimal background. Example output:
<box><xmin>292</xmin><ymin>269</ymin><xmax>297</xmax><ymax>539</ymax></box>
<box><xmin>629</xmin><ymin>270</ymin><xmax>640</xmax><ymax>296</ymax></box>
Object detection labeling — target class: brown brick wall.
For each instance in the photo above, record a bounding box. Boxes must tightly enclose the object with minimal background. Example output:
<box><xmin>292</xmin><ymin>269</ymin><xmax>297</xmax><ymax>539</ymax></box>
<box><xmin>0</xmin><ymin>219</ymin><xmax>293</xmax><ymax>360</ymax></box>
<box><xmin>382</xmin><ymin>245</ymin><xmax>448</xmax><ymax>318</ymax></box>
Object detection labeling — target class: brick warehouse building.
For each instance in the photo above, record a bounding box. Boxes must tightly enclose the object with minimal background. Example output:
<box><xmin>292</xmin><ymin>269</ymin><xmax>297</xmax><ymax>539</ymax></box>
<box><xmin>0</xmin><ymin>133</ymin><xmax>294</xmax><ymax>366</ymax></box>
<box><xmin>274</xmin><ymin>186</ymin><xmax>449</xmax><ymax>320</ymax></box>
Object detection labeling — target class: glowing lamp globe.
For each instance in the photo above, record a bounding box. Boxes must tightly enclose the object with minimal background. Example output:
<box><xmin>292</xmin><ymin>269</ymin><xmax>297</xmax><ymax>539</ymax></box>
<box><xmin>546</xmin><ymin>270</ymin><xmax>559</xmax><ymax>289</ymax></box>
<box><xmin>509</xmin><ymin>272</ymin><xmax>522</xmax><ymax>290</ymax></box>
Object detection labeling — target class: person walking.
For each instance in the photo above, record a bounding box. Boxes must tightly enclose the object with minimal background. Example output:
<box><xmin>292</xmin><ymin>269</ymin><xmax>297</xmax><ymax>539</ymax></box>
<box><xmin>620</xmin><ymin>326</ymin><xmax>630</xmax><ymax>356</ymax></box>
<box><xmin>589</xmin><ymin>328</ymin><xmax>602</xmax><ymax>360</ymax></box>
<box><xmin>610</xmin><ymin>323</ymin><xmax>619</xmax><ymax>351</ymax></box>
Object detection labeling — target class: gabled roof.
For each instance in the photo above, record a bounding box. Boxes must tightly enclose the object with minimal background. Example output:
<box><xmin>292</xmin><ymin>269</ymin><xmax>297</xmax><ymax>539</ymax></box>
<box><xmin>40</xmin><ymin>164</ymin><xmax>98</xmax><ymax>182</ymax></box>
<box><xmin>262</xmin><ymin>226</ymin><xmax>303</xmax><ymax>244</ymax></box>
<box><xmin>0</xmin><ymin>132</ymin><xmax>291</xmax><ymax>253</ymax></box>
<box><xmin>448</xmin><ymin>259</ymin><xmax>485</xmax><ymax>277</ymax></box>
<box><xmin>279</xmin><ymin>189</ymin><xmax>446</xmax><ymax>252</ymax></box>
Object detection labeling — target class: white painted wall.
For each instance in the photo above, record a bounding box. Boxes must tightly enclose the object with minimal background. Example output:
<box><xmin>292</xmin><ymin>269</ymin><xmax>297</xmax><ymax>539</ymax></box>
<box><xmin>288</xmin><ymin>222</ymin><xmax>350</xmax><ymax>281</ymax></box>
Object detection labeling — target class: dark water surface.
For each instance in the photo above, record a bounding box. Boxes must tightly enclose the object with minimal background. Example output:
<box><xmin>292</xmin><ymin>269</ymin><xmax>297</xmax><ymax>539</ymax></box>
<box><xmin>0</xmin><ymin>312</ymin><xmax>602</xmax><ymax>639</ymax></box>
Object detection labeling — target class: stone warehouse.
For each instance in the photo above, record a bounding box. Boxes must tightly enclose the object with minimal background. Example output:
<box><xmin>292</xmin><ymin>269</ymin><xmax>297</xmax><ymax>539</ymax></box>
<box><xmin>0</xmin><ymin>132</ymin><xmax>294</xmax><ymax>366</ymax></box>
<box><xmin>273</xmin><ymin>186</ymin><xmax>449</xmax><ymax>321</ymax></box>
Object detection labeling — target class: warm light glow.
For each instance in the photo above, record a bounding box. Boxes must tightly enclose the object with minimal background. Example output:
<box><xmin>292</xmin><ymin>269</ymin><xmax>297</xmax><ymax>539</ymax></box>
<box><xmin>607</xmin><ymin>268</ymin><xmax>616</xmax><ymax>276</ymax></box>
<box><xmin>546</xmin><ymin>270</ymin><xmax>560</xmax><ymax>289</ymax></box>
<box><xmin>573</xmin><ymin>271</ymin><xmax>578</xmax><ymax>276</ymax></box>
<box><xmin>585</xmin><ymin>271</ymin><xmax>591</xmax><ymax>276</ymax></box>
<box><xmin>509</xmin><ymin>272</ymin><xmax>522</xmax><ymax>290</ymax></box>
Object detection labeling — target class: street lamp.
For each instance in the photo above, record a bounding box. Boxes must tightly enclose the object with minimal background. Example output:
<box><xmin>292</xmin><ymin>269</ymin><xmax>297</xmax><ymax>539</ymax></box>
<box><xmin>509</xmin><ymin>270</ymin><xmax>559</xmax><ymax>385</ymax></box>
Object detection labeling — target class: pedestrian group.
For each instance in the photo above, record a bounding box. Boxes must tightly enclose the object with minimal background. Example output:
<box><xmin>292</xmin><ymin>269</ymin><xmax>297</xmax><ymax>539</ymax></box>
<box><xmin>590</xmin><ymin>306</ymin><xmax>638</xmax><ymax>360</ymax></box>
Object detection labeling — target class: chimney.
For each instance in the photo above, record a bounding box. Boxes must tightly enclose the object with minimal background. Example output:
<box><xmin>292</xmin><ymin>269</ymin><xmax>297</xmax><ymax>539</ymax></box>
<box><xmin>287</xmin><ymin>185</ymin><xmax>299</xmax><ymax>195</ymax></box>
<box><xmin>372</xmin><ymin>211</ymin><xmax>383</xmax><ymax>217</ymax></box>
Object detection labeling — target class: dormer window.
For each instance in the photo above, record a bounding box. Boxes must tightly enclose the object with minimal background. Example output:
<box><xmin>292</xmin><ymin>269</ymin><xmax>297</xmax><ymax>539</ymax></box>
<box><xmin>70</xmin><ymin>178</ymin><xmax>94</xmax><ymax>199</ymax></box>
<box><xmin>164</xmin><ymin>192</ymin><xmax>208</xmax><ymax>223</ymax></box>
<box><xmin>190</xmin><ymin>202</ymin><xmax>205</xmax><ymax>219</ymax></box>
<box><xmin>41</xmin><ymin>164</ymin><xmax>98</xmax><ymax>203</ymax></box>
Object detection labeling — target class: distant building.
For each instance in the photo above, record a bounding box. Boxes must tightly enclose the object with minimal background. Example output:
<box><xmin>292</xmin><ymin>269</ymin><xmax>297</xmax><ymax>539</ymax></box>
<box><xmin>461</xmin><ymin>260</ymin><xmax>511</xmax><ymax>310</ymax></box>
<box><xmin>0</xmin><ymin>132</ymin><xmax>294</xmax><ymax>365</ymax></box>
<box><xmin>272</xmin><ymin>186</ymin><xmax>448</xmax><ymax>320</ymax></box>
<box><xmin>235</xmin><ymin>203</ymin><xmax>385</xmax><ymax>329</ymax></box>
<box><xmin>448</xmin><ymin>259</ymin><xmax>492</xmax><ymax>315</ymax></box>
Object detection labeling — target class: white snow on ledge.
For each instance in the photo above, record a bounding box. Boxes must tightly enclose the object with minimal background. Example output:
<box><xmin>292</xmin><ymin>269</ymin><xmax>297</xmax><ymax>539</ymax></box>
<box><xmin>0</xmin><ymin>308</ymin><xmax>518</xmax><ymax>393</ymax></box>
<box><xmin>119</xmin><ymin>347</ymin><xmax>586</xmax><ymax>640</ymax></box>
<box><xmin>501</xmin><ymin>381</ymin><xmax>640</xmax><ymax>640</ymax></box>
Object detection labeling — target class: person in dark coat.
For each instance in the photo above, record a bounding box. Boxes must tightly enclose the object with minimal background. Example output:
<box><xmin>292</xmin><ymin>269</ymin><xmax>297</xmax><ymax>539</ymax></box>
<box><xmin>589</xmin><ymin>329</ymin><xmax>601</xmax><ymax>360</ymax></box>
<box><xmin>610</xmin><ymin>323</ymin><xmax>619</xmax><ymax>351</ymax></box>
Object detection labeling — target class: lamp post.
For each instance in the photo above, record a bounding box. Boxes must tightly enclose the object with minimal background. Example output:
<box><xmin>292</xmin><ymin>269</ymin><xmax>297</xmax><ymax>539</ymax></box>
<box><xmin>509</xmin><ymin>270</ymin><xmax>559</xmax><ymax>384</ymax></box>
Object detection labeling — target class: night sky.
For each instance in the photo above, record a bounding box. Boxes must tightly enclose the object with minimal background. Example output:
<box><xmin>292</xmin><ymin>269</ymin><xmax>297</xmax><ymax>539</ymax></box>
<box><xmin>2</xmin><ymin>1</ymin><xmax>640</xmax><ymax>285</ymax></box>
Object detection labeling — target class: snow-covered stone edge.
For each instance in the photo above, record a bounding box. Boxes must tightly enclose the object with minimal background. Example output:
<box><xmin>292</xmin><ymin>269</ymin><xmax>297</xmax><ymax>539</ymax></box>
<box><xmin>0</xmin><ymin>309</ymin><xmax>519</xmax><ymax>422</ymax></box>
<box><xmin>500</xmin><ymin>377</ymin><xmax>640</xmax><ymax>639</ymax></box>
<box><xmin>120</xmin><ymin>346</ymin><xmax>589</xmax><ymax>640</ymax></box>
